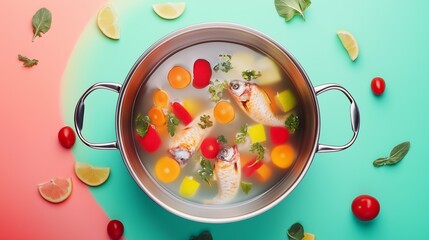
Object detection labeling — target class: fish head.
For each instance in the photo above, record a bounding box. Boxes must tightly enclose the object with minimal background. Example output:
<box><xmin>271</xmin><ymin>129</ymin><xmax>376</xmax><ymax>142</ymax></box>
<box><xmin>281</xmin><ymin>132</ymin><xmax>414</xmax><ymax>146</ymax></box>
<box><xmin>217</xmin><ymin>145</ymin><xmax>239</xmax><ymax>163</ymax></box>
<box><xmin>170</xmin><ymin>148</ymin><xmax>191</xmax><ymax>166</ymax></box>
<box><xmin>229</xmin><ymin>80</ymin><xmax>251</xmax><ymax>102</ymax></box>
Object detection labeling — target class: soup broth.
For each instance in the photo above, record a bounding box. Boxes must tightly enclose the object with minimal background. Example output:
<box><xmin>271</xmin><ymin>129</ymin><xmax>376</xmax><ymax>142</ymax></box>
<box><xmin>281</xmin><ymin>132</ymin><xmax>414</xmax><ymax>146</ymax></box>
<box><xmin>133</xmin><ymin>42</ymin><xmax>303</xmax><ymax>204</ymax></box>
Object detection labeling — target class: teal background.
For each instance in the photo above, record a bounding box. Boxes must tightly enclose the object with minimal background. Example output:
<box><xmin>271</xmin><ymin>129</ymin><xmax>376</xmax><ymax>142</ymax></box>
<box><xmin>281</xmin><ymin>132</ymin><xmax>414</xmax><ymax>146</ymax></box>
<box><xmin>62</xmin><ymin>0</ymin><xmax>429</xmax><ymax>239</ymax></box>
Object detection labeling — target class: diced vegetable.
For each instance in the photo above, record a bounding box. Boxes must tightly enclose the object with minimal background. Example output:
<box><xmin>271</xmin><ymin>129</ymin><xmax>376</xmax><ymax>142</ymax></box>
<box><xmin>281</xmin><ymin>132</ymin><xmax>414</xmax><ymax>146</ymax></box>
<box><xmin>179</xmin><ymin>176</ymin><xmax>200</xmax><ymax>198</ymax></box>
<box><xmin>193</xmin><ymin>59</ymin><xmax>212</xmax><ymax>89</ymax></box>
<box><xmin>154</xmin><ymin>156</ymin><xmax>181</xmax><ymax>183</ymax></box>
<box><xmin>171</xmin><ymin>102</ymin><xmax>193</xmax><ymax>125</ymax></box>
<box><xmin>214</xmin><ymin>101</ymin><xmax>235</xmax><ymax>124</ymax></box>
<box><xmin>276</xmin><ymin>89</ymin><xmax>297</xmax><ymax>112</ymax></box>
<box><xmin>240</xmin><ymin>181</ymin><xmax>253</xmax><ymax>194</ymax></box>
<box><xmin>200</xmin><ymin>137</ymin><xmax>221</xmax><ymax>159</ymax></box>
<box><xmin>168</xmin><ymin>66</ymin><xmax>191</xmax><ymax>89</ymax></box>
<box><xmin>153</xmin><ymin>89</ymin><xmax>169</xmax><ymax>108</ymax></box>
<box><xmin>148</xmin><ymin>107</ymin><xmax>166</xmax><ymax>127</ymax></box>
<box><xmin>182</xmin><ymin>98</ymin><xmax>200</xmax><ymax>116</ymax></box>
<box><xmin>271</xmin><ymin>144</ymin><xmax>295</xmax><ymax>169</ymax></box>
<box><xmin>242</xmin><ymin>157</ymin><xmax>263</xmax><ymax>177</ymax></box>
<box><xmin>135</xmin><ymin>125</ymin><xmax>161</xmax><ymax>153</ymax></box>
<box><xmin>255</xmin><ymin>163</ymin><xmax>272</xmax><ymax>182</ymax></box>
<box><xmin>270</xmin><ymin>126</ymin><xmax>290</xmax><ymax>145</ymax></box>
<box><xmin>248</xmin><ymin>123</ymin><xmax>266</xmax><ymax>143</ymax></box>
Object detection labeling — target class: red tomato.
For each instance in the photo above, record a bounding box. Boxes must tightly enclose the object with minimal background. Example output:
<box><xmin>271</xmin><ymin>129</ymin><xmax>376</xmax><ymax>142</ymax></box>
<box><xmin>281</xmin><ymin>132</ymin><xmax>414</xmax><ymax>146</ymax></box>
<box><xmin>135</xmin><ymin>125</ymin><xmax>161</xmax><ymax>153</ymax></box>
<box><xmin>200</xmin><ymin>137</ymin><xmax>220</xmax><ymax>159</ymax></box>
<box><xmin>351</xmin><ymin>195</ymin><xmax>380</xmax><ymax>221</ymax></box>
<box><xmin>269</xmin><ymin>126</ymin><xmax>290</xmax><ymax>145</ymax></box>
<box><xmin>371</xmin><ymin>77</ymin><xmax>385</xmax><ymax>95</ymax></box>
<box><xmin>107</xmin><ymin>219</ymin><xmax>124</xmax><ymax>240</ymax></box>
<box><xmin>58</xmin><ymin>126</ymin><xmax>76</xmax><ymax>148</ymax></box>
<box><xmin>193</xmin><ymin>59</ymin><xmax>212</xmax><ymax>89</ymax></box>
<box><xmin>242</xmin><ymin>157</ymin><xmax>263</xmax><ymax>177</ymax></box>
<box><xmin>171</xmin><ymin>102</ymin><xmax>193</xmax><ymax>126</ymax></box>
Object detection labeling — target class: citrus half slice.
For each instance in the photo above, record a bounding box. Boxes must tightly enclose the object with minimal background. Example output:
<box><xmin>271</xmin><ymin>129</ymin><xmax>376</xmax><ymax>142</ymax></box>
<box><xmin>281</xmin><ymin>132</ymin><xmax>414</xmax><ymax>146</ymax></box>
<box><xmin>97</xmin><ymin>3</ymin><xmax>120</xmax><ymax>39</ymax></box>
<box><xmin>337</xmin><ymin>30</ymin><xmax>359</xmax><ymax>61</ymax></box>
<box><xmin>303</xmin><ymin>233</ymin><xmax>316</xmax><ymax>240</ymax></box>
<box><xmin>38</xmin><ymin>177</ymin><xmax>73</xmax><ymax>203</ymax></box>
<box><xmin>152</xmin><ymin>2</ymin><xmax>186</xmax><ymax>20</ymax></box>
<box><xmin>75</xmin><ymin>162</ymin><xmax>110</xmax><ymax>186</ymax></box>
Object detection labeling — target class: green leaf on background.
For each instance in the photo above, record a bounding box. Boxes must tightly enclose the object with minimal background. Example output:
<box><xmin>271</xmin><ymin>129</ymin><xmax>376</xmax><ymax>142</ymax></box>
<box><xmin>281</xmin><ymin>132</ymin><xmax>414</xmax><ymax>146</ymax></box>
<box><xmin>32</xmin><ymin>7</ymin><xmax>52</xmax><ymax>42</ymax></box>
<box><xmin>275</xmin><ymin>0</ymin><xmax>311</xmax><ymax>22</ymax></box>
<box><xmin>287</xmin><ymin>222</ymin><xmax>304</xmax><ymax>240</ymax></box>
<box><xmin>18</xmin><ymin>54</ymin><xmax>38</xmax><ymax>67</ymax></box>
<box><xmin>190</xmin><ymin>231</ymin><xmax>213</xmax><ymax>240</ymax></box>
<box><xmin>373</xmin><ymin>141</ymin><xmax>410</xmax><ymax>167</ymax></box>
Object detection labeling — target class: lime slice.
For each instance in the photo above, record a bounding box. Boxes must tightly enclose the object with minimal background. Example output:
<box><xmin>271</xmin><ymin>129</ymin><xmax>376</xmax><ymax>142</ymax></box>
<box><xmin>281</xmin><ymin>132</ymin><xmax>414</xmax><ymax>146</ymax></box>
<box><xmin>97</xmin><ymin>3</ymin><xmax>120</xmax><ymax>39</ymax></box>
<box><xmin>337</xmin><ymin>30</ymin><xmax>359</xmax><ymax>61</ymax></box>
<box><xmin>152</xmin><ymin>2</ymin><xmax>186</xmax><ymax>20</ymax></box>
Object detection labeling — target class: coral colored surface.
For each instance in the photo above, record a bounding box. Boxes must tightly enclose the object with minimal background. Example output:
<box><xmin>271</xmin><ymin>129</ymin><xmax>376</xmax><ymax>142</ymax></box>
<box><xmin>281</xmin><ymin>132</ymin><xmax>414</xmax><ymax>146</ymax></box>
<box><xmin>0</xmin><ymin>1</ymin><xmax>113</xmax><ymax>239</ymax></box>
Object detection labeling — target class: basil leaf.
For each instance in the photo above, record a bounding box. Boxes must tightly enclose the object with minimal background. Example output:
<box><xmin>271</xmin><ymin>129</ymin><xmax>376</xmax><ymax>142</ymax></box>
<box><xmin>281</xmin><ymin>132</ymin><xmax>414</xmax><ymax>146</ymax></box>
<box><xmin>373</xmin><ymin>141</ymin><xmax>410</xmax><ymax>167</ymax></box>
<box><xmin>135</xmin><ymin>114</ymin><xmax>150</xmax><ymax>137</ymax></box>
<box><xmin>287</xmin><ymin>222</ymin><xmax>304</xmax><ymax>240</ymax></box>
<box><xmin>32</xmin><ymin>7</ymin><xmax>52</xmax><ymax>42</ymax></box>
<box><xmin>275</xmin><ymin>0</ymin><xmax>311</xmax><ymax>22</ymax></box>
<box><xmin>18</xmin><ymin>54</ymin><xmax>38</xmax><ymax>67</ymax></box>
<box><xmin>190</xmin><ymin>231</ymin><xmax>213</xmax><ymax>240</ymax></box>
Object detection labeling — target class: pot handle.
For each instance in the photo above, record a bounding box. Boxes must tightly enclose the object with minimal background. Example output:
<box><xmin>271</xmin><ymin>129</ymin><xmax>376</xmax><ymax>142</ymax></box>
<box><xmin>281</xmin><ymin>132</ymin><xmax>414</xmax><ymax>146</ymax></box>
<box><xmin>74</xmin><ymin>82</ymin><xmax>121</xmax><ymax>150</ymax></box>
<box><xmin>315</xmin><ymin>84</ymin><xmax>360</xmax><ymax>153</ymax></box>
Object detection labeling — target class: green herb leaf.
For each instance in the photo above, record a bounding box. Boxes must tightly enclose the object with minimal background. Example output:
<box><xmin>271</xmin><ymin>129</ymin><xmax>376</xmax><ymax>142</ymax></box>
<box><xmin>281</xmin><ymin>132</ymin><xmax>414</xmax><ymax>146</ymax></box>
<box><xmin>285</xmin><ymin>114</ymin><xmax>299</xmax><ymax>133</ymax></box>
<box><xmin>250</xmin><ymin>142</ymin><xmax>265</xmax><ymax>161</ymax></box>
<box><xmin>373</xmin><ymin>141</ymin><xmax>410</xmax><ymax>167</ymax></box>
<box><xmin>135</xmin><ymin>114</ymin><xmax>151</xmax><ymax>137</ymax></box>
<box><xmin>217</xmin><ymin>135</ymin><xmax>227</xmax><ymax>144</ymax></box>
<box><xmin>235</xmin><ymin>124</ymin><xmax>248</xmax><ymax>144</ymax></box>
<box><xmin>287</xmin><ymin>222</ymin><xmax>305</xmax><ymax>240</ymax></box>
<box><xmin>18</xmin><ymin>54</ymin><xmax>38</xmax><ymax>67</ymax></box>
<box><xmin>242</xmin><ymin>70</ymin><xmax>261</xmax><ymax>81</ymax></box>
<box><xmin>167</xmin><ymin>112</ymin><xmax>180</xmax><ymax>137</ymax></box>
<box><xmin>275</xmin><ymin>0</ymin><xmax>311</xmax><ymax>22</ymax></box>
<box><xmin>208</xmin><ymin>80</ymin><xmax>228</xmax><ymax>102</ymax></box>
<box><xmin>197</xmin><ymin>157</ymin><xmax>214</xmax><ymax>186</ymax></box>
<box><xmin>240</xmin><ymin>181</ymin><xmax>253</xmax><ymax>194</ymax></box>
<box><xmin>198</xmin><ymin>115</ymin><xmax>213</xmax><ymax>129</ymax></box>
<box><xmin>213</xmin><ymin>54</ymin><xmax>233</xmax><ymax>73</ymax></box>
<box><xmin>190</xmin><ymin>231</ymin><xmax>213</xmax><ymax>240</ymax></box>
<box><xmin>32</xmin><ymin>7</ymin><xmax>52</xmax><ymax>42</ymax></box>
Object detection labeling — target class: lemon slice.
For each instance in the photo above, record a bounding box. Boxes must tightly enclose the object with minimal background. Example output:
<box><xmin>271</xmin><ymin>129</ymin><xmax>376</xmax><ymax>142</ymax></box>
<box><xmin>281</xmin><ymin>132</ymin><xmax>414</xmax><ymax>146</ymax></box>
<box><xmin>38</xmin><ymin>177</ymin><xmax>73</xmax><ymax>203</ymax></box>
<box><xmin>303</xmin><ymin>233</ymin><xmax>316</xmax><ymax>240</ymax></box>
<box><xmin>337</xmin><ymin>30</ymin><xmax>359</xmax><ymax>61</ymax></box>
<box><xmin>75</xmin><ymin>162</ymin><xmax>110</xmax><ymax>186</ymax></box>
<box><xmin>97</xmin><ymin>3</ymin><xmax>120</xmax><ymax>39</ymax></box>
<box><xmin>152</xmin><ymin>2</ymin><xmax>186</xmax><ymax>20</ymax></box>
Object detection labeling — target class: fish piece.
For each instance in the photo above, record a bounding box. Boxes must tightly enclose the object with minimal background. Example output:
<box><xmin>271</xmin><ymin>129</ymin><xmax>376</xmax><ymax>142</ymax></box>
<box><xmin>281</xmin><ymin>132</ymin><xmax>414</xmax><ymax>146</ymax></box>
<box><xmin>208</xmin><ymin>145</ymin><xmax>241</xmax><ymax>204</ymax></box>
<box><xmin>168</xmin><ymin>111</ymin><xmax>214</xmax><ymax>166</ymax></box>
<box><xmin>228</xmin><ymin>80</ymin><xmax>287</xmax><ymax>126</ymax></box>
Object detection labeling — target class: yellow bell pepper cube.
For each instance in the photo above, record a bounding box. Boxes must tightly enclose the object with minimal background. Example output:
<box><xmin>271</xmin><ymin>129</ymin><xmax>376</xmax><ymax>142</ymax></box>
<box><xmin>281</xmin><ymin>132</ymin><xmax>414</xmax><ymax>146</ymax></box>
<box><xmin>248</xmin><ymin>123</ymin><xmax>266</xmax><ymax>143</ymax></box>
<box><xmin>179</xmin><ymin>176</ymin><xmax>200</xmax><ymax>198</ymax></box>
<box><xmin>276</xmin><ymin>89</ymin><xmax>297</xmax><ymax>112</ymax></box>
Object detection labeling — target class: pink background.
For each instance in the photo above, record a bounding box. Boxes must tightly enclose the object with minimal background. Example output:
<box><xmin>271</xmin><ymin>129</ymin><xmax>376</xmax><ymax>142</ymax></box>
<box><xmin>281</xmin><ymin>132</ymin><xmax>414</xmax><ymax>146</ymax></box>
<box><xmin>1</xmin><ymin>1</ymin><xmax>113</xmax><ymax>239</ymax></box>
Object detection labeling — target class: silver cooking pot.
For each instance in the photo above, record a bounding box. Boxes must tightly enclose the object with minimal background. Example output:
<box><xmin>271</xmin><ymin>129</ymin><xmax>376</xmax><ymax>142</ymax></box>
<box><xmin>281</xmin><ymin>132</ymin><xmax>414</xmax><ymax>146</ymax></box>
<box><xmin>74</xmin><ymin>23</ymin><xmax>360</xmax><ymax>223</ymax></box>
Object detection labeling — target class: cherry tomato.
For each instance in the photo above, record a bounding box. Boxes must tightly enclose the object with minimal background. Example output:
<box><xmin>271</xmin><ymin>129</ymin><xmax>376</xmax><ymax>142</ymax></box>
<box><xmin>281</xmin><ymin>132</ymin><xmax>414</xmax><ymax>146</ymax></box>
<box><xmin>171</xmin><ymin>102</ymin><xmax>193</xmax><ymax>126</ymax></box>
<box><xmin>58</xmin><ymin>126</ymin><xmax>76</xmax><ymax>148</ymax></box>
<box><xmin>135</xmin><ymin>125</ymin><xmax>161</xmax><ymax>153</ymax></box>
<box><xmin>200</xmin><ymin>137</ymin><xmax>221</xmax><ymax>159</ymax></box>
<box><xmin>351</xmin><ymin>195</ymin><xmax>380</xmax><ymax>221</ymax></box>
<box><xmin>193</xmin><ymin>59</ymin><xmax>212</xmax><ymax>89</ymax></box>
<box><xmin>107</xmin><ymin>219</ymin><xmax>124</xmax><ymax>240</ymax></box>
<box><xmin>371</xmin><ymin>77</ymin><xmax>385</xmax><ymax>95</ymax></box>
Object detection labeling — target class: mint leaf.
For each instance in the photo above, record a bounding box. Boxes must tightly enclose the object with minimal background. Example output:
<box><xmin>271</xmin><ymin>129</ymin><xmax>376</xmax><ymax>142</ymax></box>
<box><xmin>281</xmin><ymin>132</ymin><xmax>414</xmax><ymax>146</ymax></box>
<box><xmin>32</xmin><ymin>7</ymin><xmax>52</xmax><ymax>42</ymax></box>
<box><xmin>275</xmin><ymin>0</ymin><xmax>311</xmax><ymax>22</ymax></box>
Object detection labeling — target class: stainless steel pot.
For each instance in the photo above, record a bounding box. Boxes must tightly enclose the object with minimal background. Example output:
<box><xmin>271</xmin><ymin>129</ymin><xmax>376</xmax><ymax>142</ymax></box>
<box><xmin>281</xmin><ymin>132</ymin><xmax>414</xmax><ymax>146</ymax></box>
<box><xmin>74</xmin><ymin>23</ymin><xmax>360</xmax><ymax>223</ymax></box>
